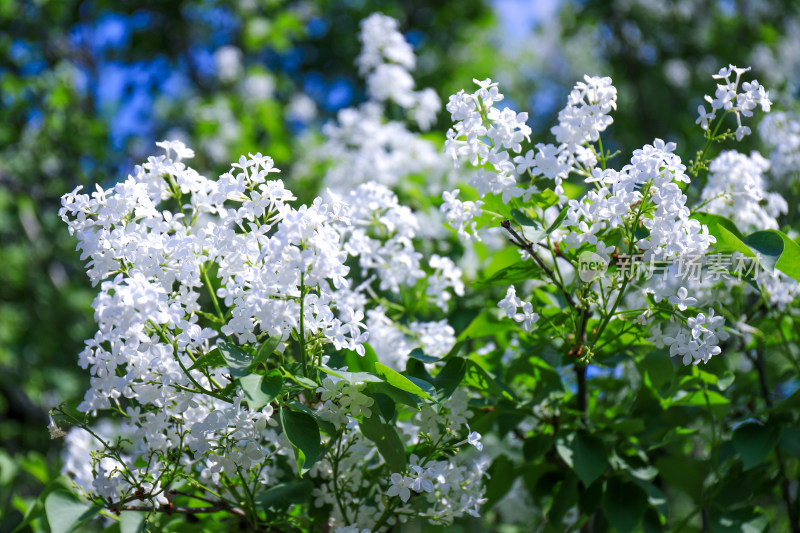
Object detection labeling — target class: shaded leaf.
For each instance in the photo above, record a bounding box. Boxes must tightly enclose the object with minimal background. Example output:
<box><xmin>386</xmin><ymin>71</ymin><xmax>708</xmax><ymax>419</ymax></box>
<box><xmin>465</xmin><ymin>360</ymin><xmax>516</xmax><ymax>401</ymax></box>
<box><xmin>218</xmin><ymin>341</ymin><xmax>251</xmax><ymax>379</ymax></box>
<box><xmin>485</xmin><ymin>454</ymin><xmax>516</xmax><ymax>509</ymax></box>
<box><xmin>733</xmin><ymin>421</ymin><xmax>779</xmax><ymax>470</ymax></box>
<box><xmin>434</xmin><ymin>358</ymin><xmax>467</xmax><ymax>400</ymax></box>
<box><xmin>360</xmin><ymin>413</ymin><xmax>406</xmax><ymax>472</ymax></box>
<box><xmin>257</xmin><ymin>480</ymin><xmax>313</xmax><ymax>511</ymax></box>
<box><xmin>477</xmin><ymin>262</ymin><xmax>539</xmax><ymax>287</ymax></box>
<box><xmin>408</xmin><ymin>347</ymin><xmax>439</xmax><ymax>364</ymax></box>
<box><xmin>602</xmin><ymin>477</ymin><xmax>648</xmax><ymax>533</ymax></box>
<box><xmin>120</xmin><ymin>512</ymin><xmax>146</xmax><ymax>533</ymax></box>
<box><xmin>280</xmin><ymin>406</ymin><xmax>320</xmax><ymax>475</ymax></box>
<box><xmin>239</xmin><ymin>369</ymin><xmax>282</xmax><ymax>411</ymax></box>
<box><xmin>556</xmin><ymin>431</ymin><xmax>608</xmax><ymax>486</ymax></box>
<box><xmin>252</xmin><ymin>336</ymin><xmax>281</xmax><ymax>368</ymax></box>
<box><xmin>188</xmin><ymin>347</ymin><xmax>225</xmax><ymax>371</ymax></box>
<box><xmin>45</xmin><ymin>490</ymin><xmax>100</xmax><ymax>533</ymax></box>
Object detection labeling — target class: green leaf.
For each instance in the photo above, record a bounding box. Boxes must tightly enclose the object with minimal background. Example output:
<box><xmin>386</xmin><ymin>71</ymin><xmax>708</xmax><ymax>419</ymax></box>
<box><xmin>742</xmin><ymin>230</ymin><xmax>784</xmax><ymax>271</ymax></box>
<box><xmin>45</xmin><ymin>490</ymin><xmax>101</xmax><ymax>533</ymax></box>
<box><xmin>485</xmin><ymin>454</ymin><xmax>516</xmax><ymax>509</ymax></box>
<box><xmin>692</xmin><ymin>213</ymin><xmax>800</xmax><ymax>280</ymax></box>
<box><xmin>522</xmin><ymin>225</ymin><xmax>547</xmax><ymax>243</ymax></box>
<box><xmin>406</xmin><ymin>375</ymin><xmax>436</xmax><ymax>397</ymax></box>
<box><xmin>546</xmin><ymin>206</ymin><xmax>570</xmax><ymax>233</ymax></box>
<box><xmin>12</xmin><ymin>476</ymin><xmax>74</xmax><ymax>533</ymax></box>
<box><xmin>366</xmin><ymin>382</ymin><xmax>420</xmax><ymax>410</ymax></box>
<box><xmin>252</xmin><ymin>336</ymin><xmax>281</xmax><ymax>368</ymax></box>
<box><xmin>359</xmin><ymin>413</ymin><xmax>406</xmax><ymax>472</ymax></box>
<box><xmin>282</xmin><ymin>369</ymin><xmax>318</xmax><ymax>389</ymax></box>
<box><xmin>370</xmin><ymin>392</ymin><xmax>396</xmax><ymax>422</ymax></box>
<box><xmin>523</xmin><ymin>435</ymin><xmax>553</xmax><ymax>462</ymax></box>
<box><xmin>556</xmin><ymin>431</ymin><xmax>608</xmax><ymax>486</ymax></box>
<box><xmin>733</xmin><ymin>421</ymin><xmax>779</xmax><ymax>470</ymax></box>
<box><xmin>327</xmin><ymin>343</ymin><xmax>380</xmax><ymax>373</ymax></box>
<box><xmin>670</xmin><ymin>390</ymin><xmax>730</xmax><ymax>417</ymax></box>
<box><xmin>218</xmin><ymin>341</ymin><xmax>252</xmax><ymax>379</ymax></box>
<box><xmin>602</xmin><ymin>477</ymin><xmax>649</xmax><ymax>533</ymax></box>
<box><xmin>549</xmin><ymin>472</ymin><xmax>578</xmax><ymax>524</ymax></box>
<box><xmin>527</xmin><ymin>188</ymin><xmax>560</xmax><ymax>209</ymax></box>
<box><xmin>477</xmin><ymin>262</ymin><xmax>539</xmax><ymax>287</ymax></box>
<box><xmin>708</xmin><ymin>507</ymin><xmax>769</xmax><ymax>533</ymax></box>
<box><xmin>239</xmin><ymin>369</ymin><xmax>282</xmax><ymax>411</ymax></box>
<box><xmin>778</xmin><ymin>427</ymin><xmax>800</xmax><ymax>460</ymax></box>
<box><xmin>442</xmin><ymin>339</ymin><xmax>470</xmax><ymax>361</ymax></box>
<box><xmin>457</xmin><ymin>311</ymin><xmax>517</xmax><ymax>340</ymax></box>
<box><xmin>408</xmin><ymin>347</ymin><xmax>439</xmax><ymax>363</ymax></box>
<box><xmin>280</xmin><ymin>406</ymin><xmax>321</xmax><ymax>475</ymax></box>
<box><xmin>374</xmin><ymin>362</ymin><xmax>434</xmax><ymax>401</ymax></box>
<box><xmin>632</xmin><ymin>478</ymin><xmax>669</xmax><ymax>518</ymax></box>
<box><xmin>188</xmin><ymin>347</ymin><xmax>225</xmax><ymax>371</ymax></box>
<box><xmin>692</xmin><ymin>212</ymin><xmax>746</xmax><ymax>240</ymax></box>
<box><xmin>318</xmin><ymin>366</ymin><xmax>383</xmax><ymax>385</ymax></box>
<box><xmin>510</xmin><ymin>206</ymin><xmax>547</xmax><ymax>243</ymax></box>
<box><xmin>510</xmin><ymin>208</ymin><xmax>536</xmax><ymax>227</ymax></box>
<box><xmin>434</xmin><ymin>358</ymin><xmax>467</xmax><ymax>400</ymax></box>
<box><xmin>653</xmin><ymin>456</ymin><xmax>707</xmax><ymax>500</ymax></box>
<box><xmin>257</xmin><ymin>480</ymin><xmax>313</xmax><ymax>511</ymax></box>
<box><xmin>406</xmin><ymin>358</ymin><xmax>435</xmax><ymax>384</ymax></box>
<box><xmin>465</xmin><ymin>360</ymin><xmax>516</xmax><ymax>401</ymax></box>
<box><xmin>642</xmin><ymin>506</ymin><xmax>665</xmax><ymax>533</ymax></box>
<box><xmin>743</xmin><ymin>230</ymin><xmax>800</xmax><ymax>281</ymax></box>
<box><xmin>120</xmin><ymin>512</ymin><xmax>146</xmax><ymax>533</ymax></box>
<box><xmin>637</xmin><ymin>351</ymin><xmax>674</xmax><ymax>397</ymax></box>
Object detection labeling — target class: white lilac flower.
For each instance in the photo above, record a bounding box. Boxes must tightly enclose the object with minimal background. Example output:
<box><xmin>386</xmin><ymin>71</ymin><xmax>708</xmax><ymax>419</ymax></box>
<box><xmin>701</xmin><ymin>150</ymin><xmax>786</xmax><ymax>232</ymax></box>
<box><xmin>759</xmin><ymin>111</ymin><xmax>800</xmax><ymax>178</ymax></box>
<box><xmin>498</xmin><ymin>285</ymin><xmax>522</xmax><ymax>318</ymax></box>
<box><xmin>551</xmin><ymin>75</ymin><xmax>617</xmax><ymax>147</ymax></box>
<box><xmin>664</xmin><ymin>309</ymin><xmax>730</xmax><ymax>365</ymax></box>
<box><xmin>440</xmin><ymin>189</ymin><xmax>484</xmax><ymax>242</ymax></box>
<box><xmin>409</xmin><ymin>320</ymin><xmax>457</xmax><ymax>358</ymax></box>
<box><xmin>668</xmin><ymin>287</ymin><xmax>697</xmax><ymax>311</ymax></box>
<box><xmin>427</xmin><ymin>254</ymin><xmax>465</xmax><ymax>310</ymax></box>
<box><xmin>387</xmin><ymin>473</ymin><xmax>414</xmax><ymax>502</ymax></box>
<box><xmin>513</xmin><ymin>301</ymin><xmax>540</xmax><ymax>332</ymax></box>
<box><xmin>702</xmin><ymin>64</ymin><xmax>771</xmax><ymax>141</ymax></box>
<box><xmin>696</xmin><ymin>104</ymin><xmax>716</xmax><ymax>130</ymax></box>
<box><xmin>444</xmin><ymin>78</ymin><xmax>531</xmax><ymax>204</ymax></box>
<box><xmin>466</xmin><ymin>431</ymin><xmax>483</xmax><ymax>451</ymax></box>
<box><xmin>59</xmin><ymin>140</ymin><xmax>475</xmax><ymax>515</ymax></box>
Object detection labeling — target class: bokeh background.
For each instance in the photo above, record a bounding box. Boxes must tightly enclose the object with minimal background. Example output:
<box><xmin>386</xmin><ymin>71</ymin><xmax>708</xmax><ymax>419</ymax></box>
<box><xmin>2</xmin><ymin>0</ymin><xmax>800</xmax><ymax>530</ymax></box>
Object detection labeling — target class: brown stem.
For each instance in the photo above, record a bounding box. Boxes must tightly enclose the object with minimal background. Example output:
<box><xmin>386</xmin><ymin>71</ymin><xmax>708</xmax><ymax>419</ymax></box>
<box><xmin>501</xmin><ymin>220</ymin><xmax>576</xmax><ymax>309</ymax></box>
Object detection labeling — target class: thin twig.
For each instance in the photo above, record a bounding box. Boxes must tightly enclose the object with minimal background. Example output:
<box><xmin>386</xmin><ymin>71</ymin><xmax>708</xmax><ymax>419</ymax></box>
<box><xmin>501</xmin><ymin>219</ymin><xmax>576</xmax><ymax>309</ymax></box>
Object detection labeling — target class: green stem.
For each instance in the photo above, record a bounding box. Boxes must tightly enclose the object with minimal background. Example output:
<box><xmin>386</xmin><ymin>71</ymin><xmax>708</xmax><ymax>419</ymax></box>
<box><xmin>299</xmin><ymin>273</ymin><xmax>307</xmax><ymax>377</ymax></box>
<box><xmin>236</xmin><ymin>467</ymin><xmax>258</xmax><ymax>528</ymax></box>
<box><xmin>201</xmin><ymin>264</ymin><xmax>225</xmax><ymax>322</ymax></box>
<box><xmin>597</xmin><ymin>135</ymin><xmax>606</xmax><ymax>170</ymax></box>
<box><xmin>331</xmin><ymin>433</ymin><xmax>352</xmax><ymax>524</ymax></box>
<box><xmin>690</xmin><ymin>110</ymin><xmax>731</xmax><ymax>182</ymax></box>
<box><xmin>151</xmin><ymin>321</ymin><xmax>232</xmax><ymax>403</ymax></box>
